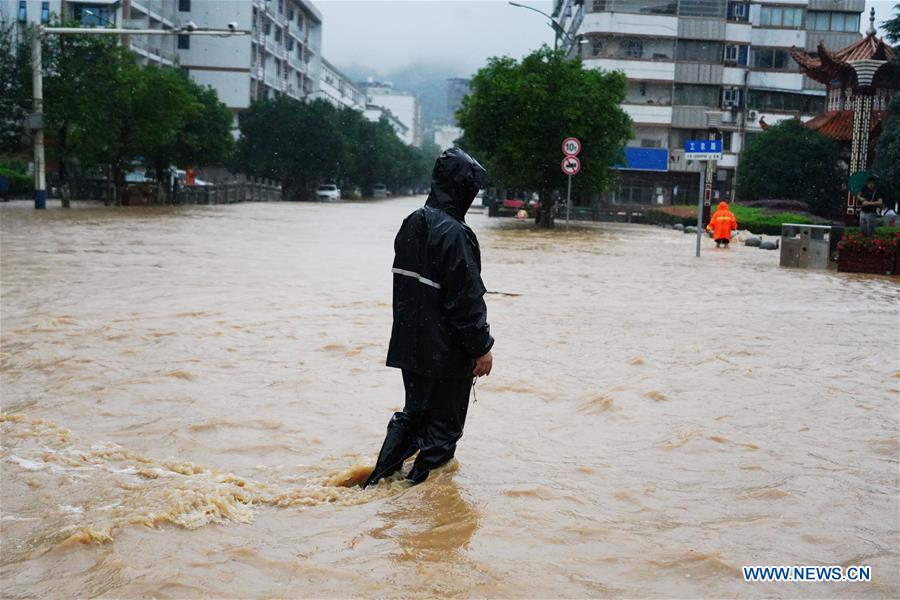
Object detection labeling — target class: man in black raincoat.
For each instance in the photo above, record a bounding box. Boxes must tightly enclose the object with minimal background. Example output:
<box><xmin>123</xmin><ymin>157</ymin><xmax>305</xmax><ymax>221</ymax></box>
<box><xmin>364</xmin><ymin>148</ymin><xmax>494</xmax><ymax>487</ymax></box>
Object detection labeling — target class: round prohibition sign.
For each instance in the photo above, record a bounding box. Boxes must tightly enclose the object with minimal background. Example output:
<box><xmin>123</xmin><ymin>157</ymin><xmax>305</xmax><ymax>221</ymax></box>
<box><xmin>562</xmin><ymin>137</ymin><xmax>582</xmax><ymax>156</ymax></box>
<box><xmin>561</xmin><ymin>155</ymin><xmax>581</xmax><ymax>175</ymax></box>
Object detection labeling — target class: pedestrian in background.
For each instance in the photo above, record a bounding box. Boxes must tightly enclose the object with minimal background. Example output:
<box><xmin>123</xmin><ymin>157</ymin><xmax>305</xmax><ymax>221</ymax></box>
<box><xmin>857</xmin><ymin>176</ymin><xmax>884</xmax><ymax>237</ymax></box>
<box><xmin>706</xmin><ymin>201</ymin><xmax>738</xmax><ymax>248</ymax></box>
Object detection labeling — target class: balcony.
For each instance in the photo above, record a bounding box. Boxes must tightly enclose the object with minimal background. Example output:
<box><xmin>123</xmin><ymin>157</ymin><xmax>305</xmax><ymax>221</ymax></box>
<box><xmin>677</xmin><ymin>18</ymin><xmax>725</xmax><ymax>41</ymax></box>
<box><xmin>808</xmin><ymin>0</ymin><xmax>863</xmax><ymax>10</ymax></box>
<box><xmin>674</xmin><ymin>62</ymin><xmax>724</xmax><ymax>84</ymax></box>
<box><xmin>622</xmin><ymin>104</ymin><xmax>673</xmax><ymax>125</ymax></box>
<box><xmin>672</xmin><ymin>106</ymin><xmax>714</xmax><ymax>129</ymax></box>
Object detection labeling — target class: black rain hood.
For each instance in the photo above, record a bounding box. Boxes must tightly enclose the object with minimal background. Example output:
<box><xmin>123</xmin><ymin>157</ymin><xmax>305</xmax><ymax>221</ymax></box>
<box><xmin>386</xmin><ymin>147</ymin><xmax>494</xmax><ymax>379</ymax></box>
<box><xmin>425</xmin><ymin>147</ymin><xmax>487</xmax><ymax>221</ymax></box>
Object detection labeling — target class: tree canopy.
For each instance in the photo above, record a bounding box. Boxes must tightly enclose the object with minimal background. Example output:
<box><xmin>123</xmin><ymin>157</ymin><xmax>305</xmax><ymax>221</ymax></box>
<box><xmin>736</xmin><ymin>119</ymin><xmax>844</xmax><ymax>219</ymax></box>
<box><xmin>883</xmin><ymin>4</ymin><xmax>900</xmax><ymax>45</ymax></box>
<box><xmin>456</xmin><ymin>46</ymin><xmax>632</xmax><ymax>227</ymax></box>
<box><xmin>233</xmin><ymin>96</ymin><xmax>434</xmax><ymax>200</ymax></box>
<box><xmin>873</xmin><ymin>96</ymin><xmax>899</xmax><ymax>201</ymax></box>
<box><xmin>1</xmin><ymin>21</ymin><xmax>234</xmax><ymax>201</ymax></box>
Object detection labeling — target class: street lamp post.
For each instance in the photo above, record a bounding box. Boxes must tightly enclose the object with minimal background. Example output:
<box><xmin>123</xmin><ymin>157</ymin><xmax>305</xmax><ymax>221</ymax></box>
<box><xmin>508</xmin><ymin>1</ymin><xmax>572</xmax><ymax>52</ymax></box>
<box><xmin>29</xmin><ymin>24</ymin><xmax>249</xmax><ymax>209</ymax></box>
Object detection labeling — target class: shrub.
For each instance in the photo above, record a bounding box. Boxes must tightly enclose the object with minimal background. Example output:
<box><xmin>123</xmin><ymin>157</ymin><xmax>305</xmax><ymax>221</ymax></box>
<box><xmin>0</xmin><ymin>166</ymin><xmax>33</xmax><ymax>196</ymax></box>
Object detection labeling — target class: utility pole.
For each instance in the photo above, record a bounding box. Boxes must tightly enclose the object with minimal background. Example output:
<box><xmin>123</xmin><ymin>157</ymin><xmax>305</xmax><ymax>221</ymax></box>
<box><xmin>29</xmin><ymin>24</ymin><xmax>249</xmax><ymax>209</ymax></box>
<box><xmin>31</xmin><ymin>31</ymin><xmax>45</xmax><ymax>209</ymax></box>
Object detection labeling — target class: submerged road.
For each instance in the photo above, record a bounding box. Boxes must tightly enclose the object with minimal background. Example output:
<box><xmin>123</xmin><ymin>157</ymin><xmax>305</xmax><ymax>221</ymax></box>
<box><xmin>1</xmin><ymin>198</ymin><xmax>898</xmax><ymax>598</ymax></box>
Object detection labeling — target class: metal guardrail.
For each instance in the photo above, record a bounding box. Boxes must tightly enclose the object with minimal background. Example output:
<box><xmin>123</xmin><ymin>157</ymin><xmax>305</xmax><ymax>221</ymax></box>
<box><xmin>178</xmin><ymin>182</ymin><xmax>282</xmax><ymax>204</ymax></box>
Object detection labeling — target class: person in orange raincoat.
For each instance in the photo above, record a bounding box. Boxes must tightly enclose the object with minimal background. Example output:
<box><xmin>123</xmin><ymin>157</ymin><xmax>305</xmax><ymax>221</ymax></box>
<box><xmin>706</xmin><ymin>201</ymin><xmax>738</xmax><ymax>248</ymax></box>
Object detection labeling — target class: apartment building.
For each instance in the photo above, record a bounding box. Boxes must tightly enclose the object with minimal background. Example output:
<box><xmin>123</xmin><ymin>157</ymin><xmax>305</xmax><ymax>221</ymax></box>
<box><xmin>314</xmin><ymin>59</ymin><xmax>365</xmax><ymax>111</ymax></box>
<box><xmin>177</xmin><ymin>0</ymin><xmax>323</xmax><ymax>131</ymax></box>
<box><xmin>552</xmin><ymin>0</ymin><xmax>864</xmax><ymax>205</ymax></box>
<box><xmin>446</xmin><ymin>77</ymin><xmax>471</xmax><ymax>125</ymax></box>
<box><xmin>359</xmin><ymin>80</ymin><xmax>423</xmax><ymax>147</ymax></box>
<box><xmin>5</xmin><ymin>0</ymin><xmax>179</xmax><ymax>67</ymax></box>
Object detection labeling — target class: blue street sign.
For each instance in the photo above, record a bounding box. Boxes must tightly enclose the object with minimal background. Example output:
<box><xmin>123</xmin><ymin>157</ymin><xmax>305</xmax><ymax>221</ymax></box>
<box><xmin>615</xmin><ymin>147</ymin><xmax>669</xmax><ymax>172</ymax></box>
<box><xmin>684</xmin><ymin>139</ymin><xmax>722</xmax><ymax>153</ymax></box>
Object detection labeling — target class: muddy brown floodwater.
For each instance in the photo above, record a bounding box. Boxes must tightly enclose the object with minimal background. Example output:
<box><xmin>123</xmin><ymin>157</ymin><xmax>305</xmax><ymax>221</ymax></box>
<box><xmin>1</xmin><ymin>198</ymin><xmax>898</xmax><ymax>598</ymax></box>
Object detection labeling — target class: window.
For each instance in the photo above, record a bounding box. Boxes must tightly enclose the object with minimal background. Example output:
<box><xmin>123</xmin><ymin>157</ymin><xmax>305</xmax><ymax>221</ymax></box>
<box><xmin>263</xmin><ymin>21</ymin><xmax>271</xmax><ymax>35</ymax></box>
<box><xmin>178</xmin><ymin>34</ymin><xmax>190</xmax><ymax>49</ymax></box>
<box><xmin>724</xmin><ymin>44</ymin><xmax>749</xmax><ymax>65</ymax></box>
<box><xmin>286</xmin><ymin>38</ymin><xmax>293</xmax><ymax>51</ymax></box>
<box><xmin>73</xmin><ymin>5</ymin><xmax>115</xmax><ymax>26</ymax></box>
<box><xmin>41</xmin><ymin>2</ymin><xmax>49</xmax><ymax>23</ymax></box>
<box><xmin>676</xmin><ymin>40</ymin><xmax>723</xmax><ymax>62</ymax></box>
<box><xmin>722</xmin><ymin>87</ymin><xmax>742</xmax><ymax>108</ymax></box>
<box><xmin>178</xmin><ymin>0</ymin><xmax>190</xmax><ymax>12</ymax></box>
<box><xmin>760</xmin><ymin>6</ymin><xmax>804</xmax><ymax>28</ymax></box>
<box><xmin>17</xmin><ymin>0</ymin><xmax>26</xmax><ymax>22</ymax></box>
<box><xmin>748</xmin><ymin>90</ymin><xmax>825</xmax><ymax>113</ymax></box>
<box><xmin>677</xmin><ymin>0</ymin><xmax>725</xmax><ymax>18</ymax></box>
<box><xmin>641</xmin><ymin>139</ymin><xmax>662</xmax><ymax>148</ymax></box>
<box><xmin>591</xmin><ymin>39</ymin><xmax>604</xmax><ymax>56</ymax></box>
<box><xmin>275</xmin><ymin>27</ymin><xmax>282</xmax><ymax>43</ymax></box>
<box><xmin>674</xmin><ymin>84</ymin><xmax>720</xmax><ymax>107</ymax></box>
<box><xmin>809</xmin><ymin>11</ymin><xmax>860</xmax><ymax>33</ymax></box>
<box><xmin>752</xmin><ymin>48</ymin><xmax>795</xmax><ymax>70</ymax></box>
<box><xmin>592</xmin><ymin>0</ymin><xmax>609</xmax><ymax>11</ymax></box>
<box><xmin>620</xmin><ymin>39</ymin><xmax>643</xmax><ymax>59</ymax></box>
<box><xmin>727</xmin><ymin>1</ymin><xmax>748</xmax><ymax>22</ymax></box>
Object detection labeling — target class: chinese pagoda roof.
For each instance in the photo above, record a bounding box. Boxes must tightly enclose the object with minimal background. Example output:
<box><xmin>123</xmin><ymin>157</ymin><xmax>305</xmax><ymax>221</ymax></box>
<box><xmin>790</xmin><ymin>35</ymin><xmax>896</xmax><ymax>85</ymax></box>
<box><xmin>804</xmin><ymin>110</ymin><xmax>886</xmax><ymax>141</ymax></box>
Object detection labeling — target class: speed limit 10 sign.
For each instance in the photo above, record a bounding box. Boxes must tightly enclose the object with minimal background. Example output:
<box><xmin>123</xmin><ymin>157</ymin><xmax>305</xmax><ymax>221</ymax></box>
<box><xmin>562</xmin><ymin>137</ymin><xmax>581</xmax><ymax>156</ymax></box>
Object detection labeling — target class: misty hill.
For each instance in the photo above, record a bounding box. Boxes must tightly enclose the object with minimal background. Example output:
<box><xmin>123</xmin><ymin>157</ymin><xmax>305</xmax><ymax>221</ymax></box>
<box><xmin>338</xmin><ymin>62</ymin><xmax>472</xmax><ymax>128</ymax></box>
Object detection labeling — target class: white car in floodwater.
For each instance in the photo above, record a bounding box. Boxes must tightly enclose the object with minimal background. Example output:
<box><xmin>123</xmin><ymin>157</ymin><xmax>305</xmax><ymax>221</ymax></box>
<box><xmin>315</xmin><ymin>184</ymin><xmax>341</xmax><ymax>202</ymax></box>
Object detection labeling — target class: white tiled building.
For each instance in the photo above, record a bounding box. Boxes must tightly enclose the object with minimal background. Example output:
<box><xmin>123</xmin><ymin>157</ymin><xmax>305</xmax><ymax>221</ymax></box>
<box><xmin>177</xmin><ymin>0</ymin><xmax>323</xmax><ymax>131</ymax></box>
<box><xmin>553</xmin><ymin>0</ymin><xmax>864</xmax><ymax>205</ymax></box>
<box><xmin>314</xmin><ymin>59</ymin><xmax>365</xmax><ymax>111</ymax></box>
<box><xmin>4</xmin><ymin>0</ymin><xmax>179</xmax><ymax>67</ymax></box>
<box><xmin>4</xmin><ymin>0</ymin><xmax>326</xmax><ymax>133</ymax></box>
<box><xmin>364</xmin><ymin>104</ymin><xmax>410</xmax><ymax>141</ymax></box>
<box><xmin>359</xmin><ymin>80</ymin><xmax>423</xmax><ymax>147</ymax></box>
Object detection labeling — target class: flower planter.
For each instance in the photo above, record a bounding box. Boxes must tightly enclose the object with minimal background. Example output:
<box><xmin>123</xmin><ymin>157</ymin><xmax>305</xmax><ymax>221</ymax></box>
<box><xmin>838</xmin><ymin>247</ymin><xmax>897</xmax><ymax>275</ymax></box>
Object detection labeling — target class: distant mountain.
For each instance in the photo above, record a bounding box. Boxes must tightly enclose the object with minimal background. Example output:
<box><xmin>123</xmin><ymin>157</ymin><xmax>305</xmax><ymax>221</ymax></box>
<box><xmin>338</xmin><ymin>62</ymin><xmax>472</xmax><ymax>129</ymax></box>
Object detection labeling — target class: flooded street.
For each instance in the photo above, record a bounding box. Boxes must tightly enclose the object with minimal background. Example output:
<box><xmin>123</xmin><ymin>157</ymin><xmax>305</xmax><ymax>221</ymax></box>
<box><xmin>1</xmin><ymin>197</ymin><xmax>898</xmax><ymax>598</ymax></box>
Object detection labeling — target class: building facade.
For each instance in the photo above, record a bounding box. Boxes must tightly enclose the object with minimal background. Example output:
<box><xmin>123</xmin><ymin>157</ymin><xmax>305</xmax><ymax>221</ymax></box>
<box><xmin>359</xmin><ymin>80</ymin><xmax>423</xmax><ymax>147</ymax></box>
<box><xmin>364</xmin><ymin>104</ymin><xmax>410</xmax><ymax>141</ymax></box>
<box><xmin>177</xmin><ymin>0</ymin><xmax>323</xmax><ymax>132</ymax></box>
<box><xmin>314</xmin><ymin>58</ymin><xmax>364</xmax><ymax>110</ymax></box>
<box><xmin>446</xmin><ymin>77</ymin><xmax>470</xmax><ymax>125</ymax></box>
<box><xmin>5</xmin><ymin>0</ymin><xmax>179</xmax><ymax>67</ymax></box>
<box><xmin>552</xmin><ymin>0</ymin><xmax>865</xmax><ymax>205</ymax></box>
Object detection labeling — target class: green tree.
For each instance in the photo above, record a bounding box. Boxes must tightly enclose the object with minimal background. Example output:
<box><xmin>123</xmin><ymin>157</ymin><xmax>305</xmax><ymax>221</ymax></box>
<box><xmin>235</xmin><ymin>97</ymin><xmax>433</xmax><ymax>199</ymax></box>
<box><xmin>3</xmin><ymin>23</ymin><xmax>233</xmax><ymax>203</ymax></box>
<box><xmin>0</xmin><ymin>20</ymin><xmax>31</xmax><ymax>158</ymax></box>
<box><xmin>873</xmin><ymin>96</ymin><xmax>899</xmax><ymax>201</ymax></box>
<box><xmin>233</xmin><ymin>97</ymin><xmax>345</xmax><ymax>199</ymax></box>
<box><xmin>883</xmin><ymin>4</ymin><xmax>900</xmax><ymax>45</ymax></box>
<box><xmin>457</xmin><ymin>46</ymin><xmax>632</xmax><ymax>227</ymax></box>
<box><xmin>736</xmin><ymin>119</ymin><xmax>844</xmax><ymax>218</ymax></box>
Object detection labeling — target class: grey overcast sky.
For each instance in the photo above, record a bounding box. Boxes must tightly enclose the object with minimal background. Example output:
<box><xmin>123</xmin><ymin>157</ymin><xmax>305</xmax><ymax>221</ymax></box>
<box><xmin>318</xmin><ymin>1</ymin><xmax>897</xmax><ymax>76</ymax></box>
<box><xmin>318</xmin><ymin>0</ymin><xmax>554</xmax><ymax>77</ymax></box>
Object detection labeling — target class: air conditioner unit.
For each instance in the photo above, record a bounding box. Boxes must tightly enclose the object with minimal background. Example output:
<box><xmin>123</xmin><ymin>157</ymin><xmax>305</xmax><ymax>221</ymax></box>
<box><xmin>748</xmin><ymin>110</ymin><xmax>759</xmax><ymax>121</ymax></box>
<box><xmin>721</xmin><ymin>111</ymin><xmax>735</xmax><ymax>123</ymax></box>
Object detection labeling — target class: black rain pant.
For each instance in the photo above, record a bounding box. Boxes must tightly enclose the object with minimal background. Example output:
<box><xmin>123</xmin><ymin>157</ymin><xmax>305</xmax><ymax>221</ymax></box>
<box><xmin>364</xmin><ymin>370</ymin><xmax>472</xmax><ymax>487</ymax></box>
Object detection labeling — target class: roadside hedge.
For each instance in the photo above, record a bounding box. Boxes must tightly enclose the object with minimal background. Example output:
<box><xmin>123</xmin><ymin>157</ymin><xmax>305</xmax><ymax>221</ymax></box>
<box><xmin>0</xmin><ymin>166</ymin><xmax>33</xmax><ymax>197</ymax></box>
